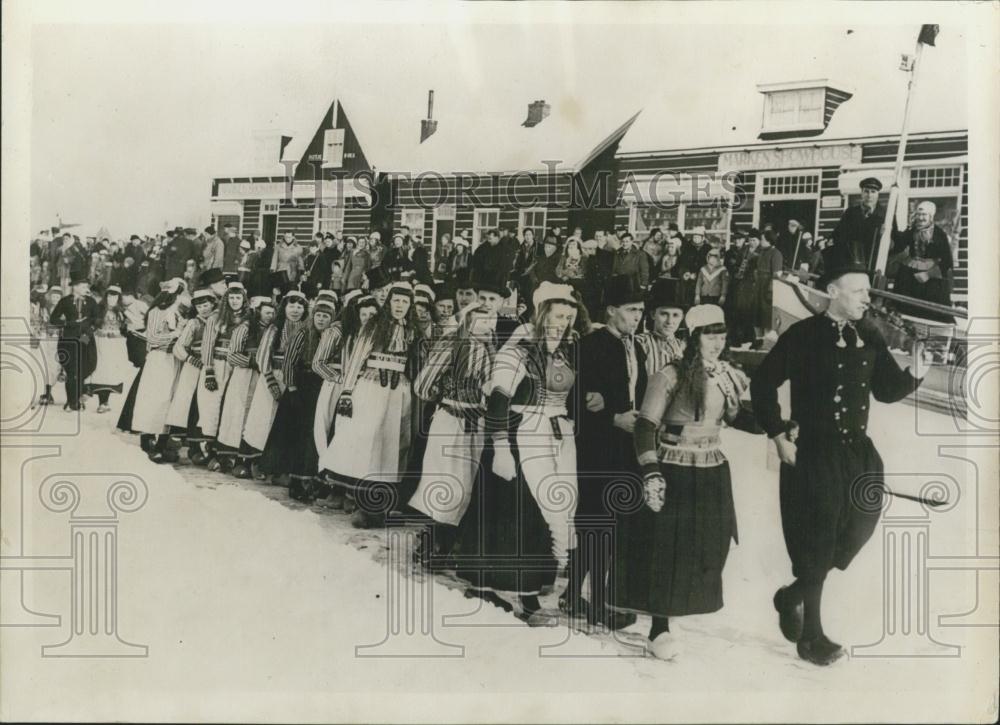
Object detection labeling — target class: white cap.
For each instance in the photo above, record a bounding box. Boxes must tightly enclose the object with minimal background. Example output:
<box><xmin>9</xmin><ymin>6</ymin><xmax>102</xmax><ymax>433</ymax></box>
<box><xmin>685</xmin><ymin>304</ymin><xmax>725</xmax><ymax>332</ymax></box>
<box><xmin>532</xmin><ymin>281</ymin><xmax>576</xmax><ymax>310</ymax></box>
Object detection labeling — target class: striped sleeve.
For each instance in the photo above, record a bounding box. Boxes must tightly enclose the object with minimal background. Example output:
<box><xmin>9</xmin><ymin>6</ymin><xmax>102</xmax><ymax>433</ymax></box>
<box><xmin>256</xmin><ymin>325</ymin><xmax>278</xmax><ymax>374</ymax></box>
<box><xmin>412</xmin><ymin>334</ymin><xmax>454</xmax><ymax>401</ymax></box>
<box><xmin>201</xmin><ymin>315</ymin><xmax>218</xmax><ymax>369</ymax></box>
<box><xmin>340</xmin><ymin>326</ymin><xmax>375</xmax><ymax>393</ymax></box>
<box><xmin>173</xmin><ymin>319</ymin><xmax>197</xmax><ymax>362</ymax></box>
<box><xmin>282</xmin><ymin>328</ymin><xmax>307</xmax><ymax>389</ymax></box>
<box><xmin>145</xmin><ymin>308</ymin><xmax>176</xmax><ymax>349</ymax></box>
<box><xmin>226</xmin><ymin>323</ymin><xmax>251</xmax><ymax>368</ymax></box>
<box><xmin>312</xmin><ymin>324</ymin><xmax>345</xmax><ymax>382</ymax></box>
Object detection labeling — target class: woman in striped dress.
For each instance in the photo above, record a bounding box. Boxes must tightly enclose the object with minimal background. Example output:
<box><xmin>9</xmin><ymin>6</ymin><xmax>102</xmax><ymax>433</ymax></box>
<box><xmin>125</xmin><ymin>281</ymin><xmax>184</xmax><ymax>457</ymax></box>
<box><xmin>321</xmin><ymin>281</ymin><xmax>423</xmax><ymax>527</ymax></box>
<box><xmin>86</xmin><ymin>284</ymin><xmax>129</xmax><ymax>413</ymax></box>
<box><xmin>195</xmin><ymin>281</ymin><xmax>248</xmax><ymax>466</ymax></box>
<box><xmin>240</xmin><ymin>290</ymin><xmax>309</xmax><ymax>480</ymax></box>
<box><xmin>262</xmin><ymin>298</ymin><xmax>337</xmax><ymax>500</ymax></box>
<box><xmin>163</xmin><ymin>288</ymin><xmax>217</xmax><ymax>463</ymax></box>
<box><xmin>211</xmin><ymin>296</ymin><xmax>276</xmax><ymax>473</ymax></box>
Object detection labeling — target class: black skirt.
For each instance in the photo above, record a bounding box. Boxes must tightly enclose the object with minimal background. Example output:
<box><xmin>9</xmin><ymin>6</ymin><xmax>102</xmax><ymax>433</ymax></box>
<box><xmin>116</xmin><ymin>363</ymin><xmax>144</xmax><ymax>433</ymax></box>
<box><xmin>779</xmin><ymin>435</ymin><xmax>884</xmax><ymax>580</ymax></box>
<box><xmin>613</xmin><ymin>460</ymin><xmax>737</xmax><ymax>617</ymax></box>
<box><xmin>453</xmin><ymin>441</ymin><xmax>558</xmax><ymax>596</ymax></box>
<box><xmin>261</xmin><ymin>371</ymin><xmax>322</xmax><ymax>477</ymax></box>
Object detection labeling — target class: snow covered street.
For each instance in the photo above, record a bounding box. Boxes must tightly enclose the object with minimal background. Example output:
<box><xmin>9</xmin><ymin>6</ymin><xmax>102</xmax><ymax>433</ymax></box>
<box><xmin>2</xmin><ymin>361</ymin><xmax>996</xmax><ymax>723</ymax></box>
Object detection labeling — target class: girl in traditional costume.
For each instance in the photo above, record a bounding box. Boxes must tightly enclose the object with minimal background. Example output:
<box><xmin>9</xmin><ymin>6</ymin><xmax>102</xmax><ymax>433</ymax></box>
<box><xmin>616</xmin><ymin>303</ymin><xmax>749</xmax><ymax>660</ymax></box>
<box><xmin>163</xmin><ymin>288</ymin><xmax>217</xmax><ymax>463</ymax></box>
<box><xmin>241</xmin><ymin>290</ymin><xmax>309</xmax><ymax>480</ymax></box>
<box><xmin>194</xmin><ymin>281</ymin><xmax>248</xmax><ymax>465</ymax></box>
<box><xmin>459</xmin><ymin>282</ymin><xmax>586</xmax><ymax>624</ymax></box>
<box><xmin>85</xmin><ymin>284</ymin><xmax>129</xmax><ymax>413</ymax></box>
<box><xmin>262</xmin><ymin>298</ymin><xmax>336</xmax><ymax>500</ymax></box>
<box><xmin>322</xmin><ymin>281</ymin><xmax>423</xmax><ymax>527</ymax></box>
<box><xmin>211</xmin><ymin>296</ymin><xmax>276</xmax><ymax>473</ymax></box>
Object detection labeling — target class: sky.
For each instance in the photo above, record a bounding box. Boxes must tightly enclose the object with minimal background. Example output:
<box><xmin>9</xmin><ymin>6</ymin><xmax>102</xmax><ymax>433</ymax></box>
<box><xmin>26</xmin><ymin>5</ymin><xmax>971</xmax><ymax>239</ymax></box>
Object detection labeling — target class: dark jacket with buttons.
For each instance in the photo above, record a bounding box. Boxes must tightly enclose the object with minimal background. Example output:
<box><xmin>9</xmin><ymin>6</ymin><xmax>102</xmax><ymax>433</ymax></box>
<box><xmin>750</xmin><ymin>313</ymin><xmax>920</xmax><ymax>444</ymax></box>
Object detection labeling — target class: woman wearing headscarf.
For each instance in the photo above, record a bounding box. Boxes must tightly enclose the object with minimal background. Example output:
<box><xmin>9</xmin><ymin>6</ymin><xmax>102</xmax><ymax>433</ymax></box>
<box><xmin>321</xmin><ymin>281</ymin><xmax>423</xmax><ymax>527</ymax></box>
<box><xmin>890</xmin><ymin>200</ymin><xmax>955</xmax><ymax>323</ymax></box>
<box><xmin>241</xmin><ymin>290</ymin><xmax>309</xmax><ymax>480</ymax></box>
<box><xmin>194</xmin><ymin>281</ymin><xmax>249</xmax><ymax>465</ymax></box>
<box><xmin>614</xmin><ymin>304</ymin><xmax>749</xmax><ymax>660</ymax></box>
<box><xmin>163</xmin><ymin>288</ymin><xmax>218</xmax><ymax>463</ymax></box>
<box><xmin>457</xmin><ymin>282</ymin><xmax>587</xmax><ymax>625</ymax></box>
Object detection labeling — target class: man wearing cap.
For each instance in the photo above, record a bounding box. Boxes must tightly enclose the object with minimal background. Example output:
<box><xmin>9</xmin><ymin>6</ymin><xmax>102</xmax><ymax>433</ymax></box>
<box><xmin>637</xmin><ymin>278</ymin><xmax>686</xmax><ymax>376</ymax></box>
<box><xmin>565</xmin><ymin>275</ymin><xmax>647</xmax><ymax>630</ymax></box>
<box><xmin>270</xmin><ymin>232</ymin><xmax>304</xmax><ymax>291</ymax></box>
<box><xmin>750</xmin><ymin>253</ymin><xmax>928</xmax><ymax>666</ymax></box>
<box><xmin>202</xmin><ymin>226</ymin><xmax>224</xmax><ymax>272</ymax></box>
<box><xmin>778</xmin><ymin>218</ymin><xmax>806</xmax><ymax>270</ymax></box>
<box><xmin>48</xmin><ymin>273</ymin><xmax>101</xmax><ymax>410</ymax></box>
<box><xmin>612</xmin><ymin>233</ymin><xmax>650</xmax><ymax>293</ymax></box>
<box><xmin>831</xmin><ymin>177</ymin><xmax>885</xmax><ymax>271</ymax></box>
<box><xmin>63</xmin><ymin>233</ymin><xmax>90</xmax><ymax>288</ymax></box>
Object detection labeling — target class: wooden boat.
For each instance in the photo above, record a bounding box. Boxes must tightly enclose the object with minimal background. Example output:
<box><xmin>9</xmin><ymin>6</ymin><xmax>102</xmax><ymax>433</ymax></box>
<box><xmin>732</xmin><ymin>273</ymin><xmax>968</xmax><ymax>419</ymax></box>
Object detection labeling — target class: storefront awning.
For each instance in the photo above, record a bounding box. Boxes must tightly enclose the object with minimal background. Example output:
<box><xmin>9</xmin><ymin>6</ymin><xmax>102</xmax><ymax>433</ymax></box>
<box><xmin>620</xmin><ymin>172</ymin><xmax>736</xmax><ymax>205</ymax></box>
<box><xmin>837</xmin><ymin>155</ymin><xmax>968</xmax><ymax>195</ymax></box>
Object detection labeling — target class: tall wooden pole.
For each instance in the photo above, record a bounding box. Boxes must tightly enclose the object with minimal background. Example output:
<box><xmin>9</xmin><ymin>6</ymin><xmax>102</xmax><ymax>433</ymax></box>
<box><xmin>874</xmin><ymin>39</ymin><xmax>925</xmax><ymax>277</ymax></box>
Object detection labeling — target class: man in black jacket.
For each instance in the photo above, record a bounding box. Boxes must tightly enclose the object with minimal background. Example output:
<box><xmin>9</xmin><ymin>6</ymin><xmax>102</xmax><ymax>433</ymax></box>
<box><xmin>751</xmin><ymin>254</ymin><xmax>927</xmax><ymax>666</ymax></box>
<box><xmin>830</xmin><ymin>176</ymin><xmax>885</xmax><ymax>271</ymax></box>
<box><xmin>566</xmin><ymin>274</ymin><xmax>647</xmax><ymax>630</ymax></box>
<box><xmin>48</xmin><ymin>273</ymin><xmax>101</xmax><ymax>410</ymax></box>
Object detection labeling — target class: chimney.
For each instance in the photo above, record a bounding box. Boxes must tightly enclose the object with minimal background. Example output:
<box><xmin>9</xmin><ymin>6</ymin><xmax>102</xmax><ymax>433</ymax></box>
<box><xmin>522</xmin><ymin>99</ymin><xmax>551</xmax><ymax>128</ymax></box>
<box><xmin>420</xmin><ymin>90</ymin><xmax>438</xmax><ymax>143</ymax></box>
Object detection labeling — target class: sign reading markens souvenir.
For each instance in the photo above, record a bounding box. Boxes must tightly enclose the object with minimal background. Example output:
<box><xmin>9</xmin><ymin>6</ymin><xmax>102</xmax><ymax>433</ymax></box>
<box><xmin>718</xmin><ymin>144</ymin><xmax>862</xmax><ymax>173</ymax></box>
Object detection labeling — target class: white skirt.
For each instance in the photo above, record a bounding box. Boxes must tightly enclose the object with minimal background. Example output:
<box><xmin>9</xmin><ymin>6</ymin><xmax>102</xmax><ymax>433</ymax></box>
<box><xmin>196</xmin><ymin>360</ymin><xmax>231</xmax><ymax>438</ymax></box>
<box><xmin>216</xmin><ymin>366</ymin><xmax>257</xmax><ymax>449</ymax></box>
<box><xmin>89</xmin><ymin>334</ymin><xmax>128</xmax><ymax>390</ymax></box>
<box><xmin>131</xmin><ymin>349</ymin><xmax>180</xmax><ymax>434</ymax></box>
<box><xmin>243</xmin><ymin>369</ymin><xmax>284</xmax><ymax>451</ymax></box>
<box><xmin>320</xmin><ymin>375</ymin><xmax>412</xmax><ymax>484</ymax></box>
<box><xmin>312</xmin><ymin>378</ymin><xmax>342</xmax><ymax>457</ymax></box>
<box><xmin>409</xmin><ymin>407</ymin><xmax>485</xmax><ymax>526</ymax></box>
<box><xmin>515</xmin><ymin>412</ymin><xmax>578</xmax><ymax>568</ymax></box>
<box><xmin>165</xmin><ymin>361</ymin><xmax>200</xmax><ymax>429</ymax></box>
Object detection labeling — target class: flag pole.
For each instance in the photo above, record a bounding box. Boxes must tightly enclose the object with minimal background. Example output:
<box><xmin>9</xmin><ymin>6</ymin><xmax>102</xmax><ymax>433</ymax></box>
<box><xmin>873</xmin><ymin>29</ymin><xmax>931</xmax><ymax>278</ymax></box>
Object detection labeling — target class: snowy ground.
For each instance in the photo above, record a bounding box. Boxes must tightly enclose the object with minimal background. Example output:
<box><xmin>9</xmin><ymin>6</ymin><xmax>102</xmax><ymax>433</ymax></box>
<box><xmin>1</xmin><ymin>357</ymin><xmax>997</xmax><ymax>723</ymax></box>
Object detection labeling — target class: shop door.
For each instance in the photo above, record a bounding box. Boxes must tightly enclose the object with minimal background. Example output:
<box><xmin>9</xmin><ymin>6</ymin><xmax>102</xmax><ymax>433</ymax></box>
<box><xmin>262</xmin><ymin>214</ymin><xmax>278</xmax><ymax>245</ymax></box>
<box><xmin>758</xmin><ymin>199</ymin><xmax>817</xmax><ymax>268</ymax></box>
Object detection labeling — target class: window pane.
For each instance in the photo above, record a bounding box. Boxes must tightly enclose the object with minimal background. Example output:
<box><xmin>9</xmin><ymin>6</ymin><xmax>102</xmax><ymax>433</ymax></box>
<box><xmin>632</xmin><ymin>205</ymin><xmax>679</xmax><ymax>240</ymax></box>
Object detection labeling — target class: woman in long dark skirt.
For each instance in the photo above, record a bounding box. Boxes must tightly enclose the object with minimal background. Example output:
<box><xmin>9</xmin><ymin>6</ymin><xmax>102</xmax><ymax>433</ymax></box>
<box><xmin>262</xmin><ymin>299</ymin><xmax>336</xmax><ymax>501</ymax></box>
<box><xmin>456</xmin><ymin>282</ymin><xmax>587</xmax><ymax>625</ymax></box>
<box><xmin>614</xmin><ymin>303</ymin><xmax>749</xmax><ymax>660</ymax></box>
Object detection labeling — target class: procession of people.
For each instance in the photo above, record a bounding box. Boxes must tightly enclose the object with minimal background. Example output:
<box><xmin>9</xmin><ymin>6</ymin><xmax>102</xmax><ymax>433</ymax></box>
<box><xmin>27</xmin><ymin>211</ymin><xmax>936</xmax><ymax>668</ymax></box>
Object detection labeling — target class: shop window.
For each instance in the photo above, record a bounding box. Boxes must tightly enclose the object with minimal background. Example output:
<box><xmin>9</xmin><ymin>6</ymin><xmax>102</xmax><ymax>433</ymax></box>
<box><xmin>518</xmin><ymin>208</ymin><xmax>547</xmax><ymax>241</ymax></box>
<box><xmin>629</xmin><ymin>203</ymin><xmax>730</xmax><ymax>245</ymax></box>
<box><xmin>761</xmin><ymin>174</ymin><xmax>819</xmax><ymax>196</ymax></box>
<box><xmin>316</xmin><ymin>203</ymin><xmax>344</xmax><ymax>235</ymax></box>
<box><xmin>762</xmin><ymin>88</ymin><xmax>825</xmax><ymax>132</ymax></box>
<box><xmin>323</xmin><ymin>128</ymin><xmax>345</xmax><ymax>168</ymax></box>
<box><xmin>401</xmin><ymin>209</ymin><xmax>426</xmax><ymax>240</ymax></box>
<box><xmin>472</xmin><ymin>208</ymin><xmax>500</xmax><ymax>250</ymax></box>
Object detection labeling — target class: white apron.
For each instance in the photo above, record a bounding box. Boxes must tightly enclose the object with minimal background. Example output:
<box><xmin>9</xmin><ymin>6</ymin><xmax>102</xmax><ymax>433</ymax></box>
<box><xmin>165</xmin><ymin>361</ymin><xmax>201</xmax><ymax>429</ymax></box>
<box><xmin>89</xmin><ymin>334</ymin><xmax>128</xmax><ymax>390</ymax></box>
<box><xmin>408</xmin><ymin>406</ymin><xmax>485</xmax><ymax>526</ymax></box>
<box><xmin>196</xmin><ymin>359</ymin><xmax>232</xmax><ymax>438</ymax></box>
<box><xmin>131</xmin><ymin>350</ymin><xmax>180</xmax><ymax>434</ymax></box>
<box><xmin>312</xmin><ymin>378</ymin><xmax>343</xmax><ymax>457</ymax></box>
<box><xmin>242</xmin><ymin>369</ymin><xmax>284</xmax><ymax>451</ymax></box>
<box><xmin>216</xmin><ymin>366</ymin><xmax>257</xmax><ymax>449</ymax></box>
<box><xmin>320</xmin><ymin>374</ymin><xmax>412</xmax><ymax>484</ymax></box>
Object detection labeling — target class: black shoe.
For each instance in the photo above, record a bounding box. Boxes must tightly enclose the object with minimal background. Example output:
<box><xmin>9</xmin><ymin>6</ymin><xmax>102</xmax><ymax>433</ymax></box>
<box><xmin>774</xmin><ymin>586</ymin><xmax>804</xmax><ymax>643</ymax></box>
<box><xmin>604</xmin><ymin>610</ymin><xmax>637</xmax><ymax>631</ymax></box>
<box><xmin>232</xmin><ymin>462</ymin><xmax>251</xmax><ymax>479</ymax></box>
<box><xmin>558</xmin><ymin>595</ymin><xmax>591</xmax><ymax>621</ymax></box>
<box><xmin>797</xmin><ymin>634</ymin><xmax>845</xmax><ymax>666</ymax></box>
